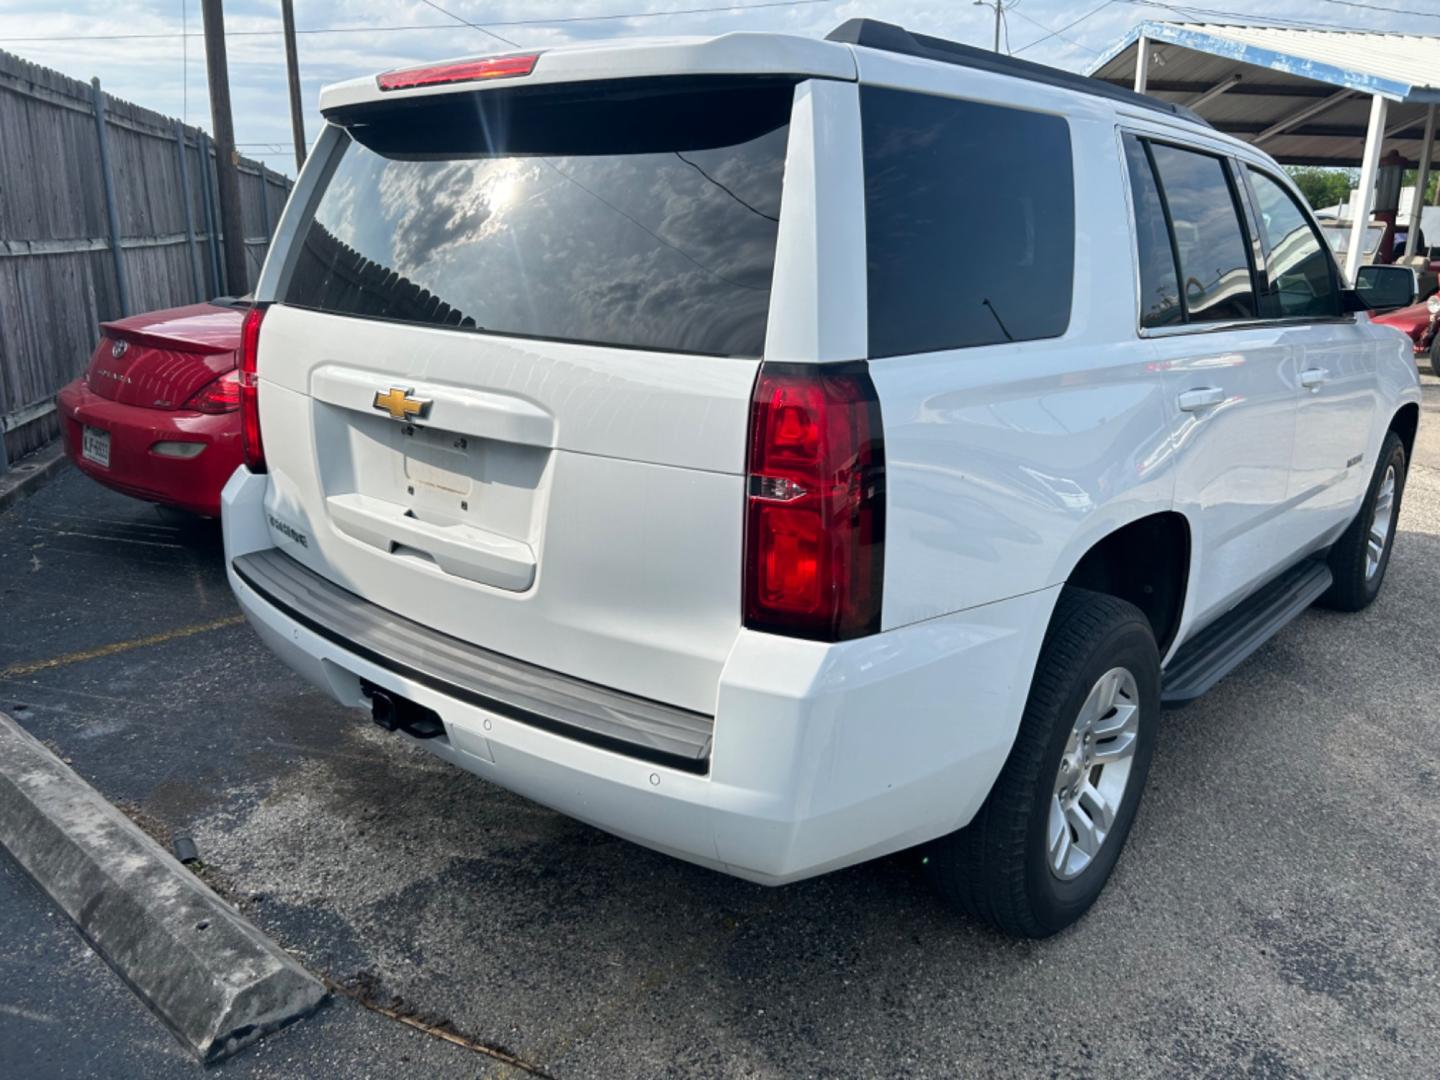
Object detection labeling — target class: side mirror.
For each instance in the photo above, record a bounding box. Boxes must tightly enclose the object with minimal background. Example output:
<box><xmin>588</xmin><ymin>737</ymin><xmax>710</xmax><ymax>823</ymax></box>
<box><xmin>1347</xmin><ymin>264</ymin><xmax>1418</xmax><ymax>312</ymax></box>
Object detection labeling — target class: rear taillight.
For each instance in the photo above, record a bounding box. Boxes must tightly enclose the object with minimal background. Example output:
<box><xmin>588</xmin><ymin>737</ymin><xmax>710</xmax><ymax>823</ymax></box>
<box><xmin>183</xmin><ymin>370</ymin><xmax>241</xmax><ymax>414</ymax></box>
<box><xmin>239</xmin><ymin>306</ymin><xmax>266</xmax><ymax>473</ymax></box>
<box><xmin>377</xmin><ymin>53</ymin><xmax>539</xmax><ymax>91</ymax></box>
<box><xmin>743</xmin><ymin>362</ymin><xmax>885</xmax><ymax>642</ymax></box>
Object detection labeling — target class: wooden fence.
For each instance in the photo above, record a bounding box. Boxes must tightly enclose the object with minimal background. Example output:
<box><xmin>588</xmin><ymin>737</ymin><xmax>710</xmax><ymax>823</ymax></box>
<box><xmin>294</xmin><ymin>223</ymin><xmax>477</xmax><ymax>329</ymax></box>
<box><xmin>0</xmin><ymin>48</ymin><xmax>292</xmax><ymax>469</ymax></box>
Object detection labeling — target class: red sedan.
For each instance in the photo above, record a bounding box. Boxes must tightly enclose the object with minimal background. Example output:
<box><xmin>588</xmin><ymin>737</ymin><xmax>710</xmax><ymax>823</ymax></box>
<box><xmin>1373</xmin><ymin>296</ymin><xmax>1440</xmax><ymax>377</ymax></box>
<box><xmin>57</xmin><ymin>300</ymin><xmax>248</xmax><ymax>517</ymax></box>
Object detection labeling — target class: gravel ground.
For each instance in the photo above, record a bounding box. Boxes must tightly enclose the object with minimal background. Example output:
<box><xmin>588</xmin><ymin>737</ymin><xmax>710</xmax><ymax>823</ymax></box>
<box><xmin>2</xmin><ymin>377</ymin><xmax>1439</xmax><ymax>1078</ymax></box>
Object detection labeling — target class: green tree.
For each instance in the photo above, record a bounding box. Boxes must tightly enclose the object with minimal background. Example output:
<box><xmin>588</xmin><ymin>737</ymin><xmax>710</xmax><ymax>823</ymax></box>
<box><xmin>1401</xmin><ymin>168</ymin><xmax>1440</xmax><ymax>203</ymax></box>
<box><xmin>1285</xmin><ymin>166</ymin><xmax>1354</xmax><ymax>211</ymax></box>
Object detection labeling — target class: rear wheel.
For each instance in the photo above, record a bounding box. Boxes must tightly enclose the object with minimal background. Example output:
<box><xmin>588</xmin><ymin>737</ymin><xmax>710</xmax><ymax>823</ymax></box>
<box><xmin>1429</xmin><ymin>336</ymin><xmax>1440</xmax><ymax>379</ymax></box>
<box><xmin>925</xmin><ymin>588</ymin><xmax>1159</xmax><ymax>937</ymax></box>
<box><xmin>1319</xmin><ymin>430</ymin><xmax>1407</xmax><ymax>613</ymax></box>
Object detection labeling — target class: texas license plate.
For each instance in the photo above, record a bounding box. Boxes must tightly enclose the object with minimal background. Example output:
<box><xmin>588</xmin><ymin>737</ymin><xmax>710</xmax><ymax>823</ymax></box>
<box><xmin>82</xmin><ymin>426</ymin><xmax>111</xmax><ymax>468</ymax></box>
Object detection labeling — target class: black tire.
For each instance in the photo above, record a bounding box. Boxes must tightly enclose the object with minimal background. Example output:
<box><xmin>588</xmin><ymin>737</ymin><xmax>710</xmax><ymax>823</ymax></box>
<box><xmin>1318</xmin><ymin>430</ymin><xmax>1407</xmax><ymax>612</ymax></box>
<box><xmin>925</xmin><ymin>588</ymin><xmax>1159</xmax><ymax>938</ymax></box>
<box><xmin>1429</xmin><ymin>337</ymin><xmax>1440</xmax><ymax>379</ymax></box>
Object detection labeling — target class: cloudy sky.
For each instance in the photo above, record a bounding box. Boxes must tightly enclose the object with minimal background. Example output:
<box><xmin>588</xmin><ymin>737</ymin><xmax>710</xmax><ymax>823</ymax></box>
<box><xmin>0</xmin><ymin>0</ymin><xmax>1430</xmax><ymax>176</ymax></box>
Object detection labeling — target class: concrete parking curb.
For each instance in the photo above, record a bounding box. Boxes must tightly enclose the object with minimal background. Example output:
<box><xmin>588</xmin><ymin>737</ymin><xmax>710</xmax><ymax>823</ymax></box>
<box><xmin>0</xmin><ymin>712</ymin><xmax>326</xmax><ymax>1062</ymax></box>
<box><xmin>0</xmin><ymin>441</ymin><xmax>68</xmax><ymax>515</ymax></box>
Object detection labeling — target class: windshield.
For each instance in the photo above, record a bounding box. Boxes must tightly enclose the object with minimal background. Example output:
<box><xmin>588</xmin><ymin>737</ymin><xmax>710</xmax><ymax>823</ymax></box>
<box><xmin>1319</xmin><ymin>223</ymin><xmax>1383</xmax><ymax>258</ymax></box>
<box><xmin>280</xmin><ymin>78</ymin><xmax>795</xmax><ymax>357</ymax></box>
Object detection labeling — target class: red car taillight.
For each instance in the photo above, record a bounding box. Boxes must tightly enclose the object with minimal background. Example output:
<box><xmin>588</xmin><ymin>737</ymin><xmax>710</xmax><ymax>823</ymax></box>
<box><xmin>183</xmin><ymin>369</ymin><xmax>241</xmax><ymax>414</ymax></box>
<box><xmin>743</xmin><ymin>362</ymin><xmax>885</xmax><ymax>642</ymax></box>
<box><xmin>239</xmin><ymin>306</ymin><xmax>266</xmax><ymax>473</ymax></box>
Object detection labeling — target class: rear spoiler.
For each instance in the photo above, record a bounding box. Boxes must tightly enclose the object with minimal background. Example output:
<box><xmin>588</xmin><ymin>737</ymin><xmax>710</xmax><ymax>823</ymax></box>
<box><xmin>100</xmin><ymin>307</ymin><xmax>242</xmax><ymax>354</ymax></box>
<box><xmin>318</xmin><ymin>31</ymin><xmax>856</xmax><ymax>115</ymax></box>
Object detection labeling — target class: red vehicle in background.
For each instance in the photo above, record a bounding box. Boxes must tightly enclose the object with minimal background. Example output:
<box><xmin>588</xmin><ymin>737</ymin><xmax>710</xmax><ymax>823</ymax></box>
<box><xmin>1373</xmin><ymin>295</ymin><xmax>1440</xmax><ymax>378</ymax></box>
<box><xmin>57</xmin><ymin>300</ymin><xmax>248</xmax><ymax>517</ymax></box>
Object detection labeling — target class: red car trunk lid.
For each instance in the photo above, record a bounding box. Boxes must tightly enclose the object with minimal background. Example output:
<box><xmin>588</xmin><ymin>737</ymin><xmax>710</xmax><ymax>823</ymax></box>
<box><xmin>87</xmin><ymin>302</ymin><xmax>244</xmax><ymax>410</ymax></box>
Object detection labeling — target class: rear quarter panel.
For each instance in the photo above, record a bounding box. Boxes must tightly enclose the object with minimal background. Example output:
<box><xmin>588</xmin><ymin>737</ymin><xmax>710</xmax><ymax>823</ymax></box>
<box><xmin>853</xmin><ymin>55</ymin><xmax>1175</xmax><ymax>629</ymax></box>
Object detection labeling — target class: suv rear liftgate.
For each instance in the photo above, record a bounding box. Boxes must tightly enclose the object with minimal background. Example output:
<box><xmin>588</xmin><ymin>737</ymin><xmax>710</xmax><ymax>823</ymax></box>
<box><xmin>238</xmin><ymin>74</ymin><xmax>809</xmax><ymax>770</ymax></box>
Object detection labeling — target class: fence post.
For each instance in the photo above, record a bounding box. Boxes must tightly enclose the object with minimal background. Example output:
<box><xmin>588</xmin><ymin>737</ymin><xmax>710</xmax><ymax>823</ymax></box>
<box><xmin>89</xmin><ymin>77</ymin><xmax>130</xmax><ymax>316</ymax></box>
<box><xmin>199</xmin><ymin>133</ymin><xmax>223</xmax><ymax>295</ymax></box>
<box><xmin>173</xmin><ymin>119</ymin><xmax>204</xmax><ymax>302</ymax></box>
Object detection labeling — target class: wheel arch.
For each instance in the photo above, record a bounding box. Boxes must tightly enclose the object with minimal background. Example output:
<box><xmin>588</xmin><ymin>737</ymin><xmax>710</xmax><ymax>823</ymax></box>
<box><xmin>1389</xmin><ymin>401</ymin><xmax>1419</xmax><ymax>464</ymax></box>
<box><xmin>1060</xmin><ymin>511</ymin><xmax>1192</xmax><ymax>656</ymax></box>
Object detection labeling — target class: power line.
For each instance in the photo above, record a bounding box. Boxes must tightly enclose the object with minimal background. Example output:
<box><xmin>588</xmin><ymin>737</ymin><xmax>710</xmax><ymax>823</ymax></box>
<box><xmin>0</xmin><ymin>0</ymin><xmax>837</xmax><ymax>45</ymax></box>
<box><xmin>414</xmin><ymin>0</ymin><xmax>519</xmax><ymax>49</ymax></box>
<box><xmin>1009</xmin><ymin>6</ymin><xmax>1102</xmax><ymax>53</ymax></box>
<box><xmin>1011</xmin><ymin>0</ymin><xmax>1414</xmax><ymax>57</ymax></box>
<box><xmin>1130</xmin><ymin>0</ymin><xmax>1370</xmax><ymax>31</ymax></box>
<box><xmin>1310</xmin><ymin>0</ymin><xmax>1440</xmax><ymax>18</ymax></box>
<box><xmin>435</xmin><ymin>0</ymin><xmax>836</xmax><ymax>31</ymax></box>
<box><xmin>1013</xmin><ymin>0</ymin><xmax>1117</xmax><ymax>54</ymax></box>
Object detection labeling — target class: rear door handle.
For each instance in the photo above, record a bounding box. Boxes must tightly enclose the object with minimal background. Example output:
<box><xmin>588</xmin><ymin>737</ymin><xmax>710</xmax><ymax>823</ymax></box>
<box><xmin>1299</xmin><ymin>367</ymin><xmax>1330</xmax><ymax>390</ymax></box>
<box><xmin>1177</xmin><ymin>386</ymin><xmax>1225</xmax><ymax>412</ymax></box>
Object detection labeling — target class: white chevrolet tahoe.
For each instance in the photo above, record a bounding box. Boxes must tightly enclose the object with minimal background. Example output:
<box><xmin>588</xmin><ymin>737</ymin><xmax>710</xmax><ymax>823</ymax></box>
<box><xmin>223</xmin><ymin>19</ymin><xmax>1422</xmax><ymax>936</ymax></box>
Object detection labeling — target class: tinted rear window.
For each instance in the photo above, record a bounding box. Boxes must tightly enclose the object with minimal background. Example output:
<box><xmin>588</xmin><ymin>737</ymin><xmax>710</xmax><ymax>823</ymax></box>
<box><xmin>1145</xmin><ymin>143</ymin><xmax>1256</xmax><ymax>323</ymax></box>
<box><xmin>1123</xmin><ymin>136</ymin><xmax>1183</xmax><ymax>329</ymax></box>
<box><xmin>280</xmin><ymin>79</ymin><xmax>794</xmax><ymax>357</ymax></box>
<box><xmin>860</xmin><ymin>86</ymin><xmax>1074</xmax><ymax>358</ymax></box>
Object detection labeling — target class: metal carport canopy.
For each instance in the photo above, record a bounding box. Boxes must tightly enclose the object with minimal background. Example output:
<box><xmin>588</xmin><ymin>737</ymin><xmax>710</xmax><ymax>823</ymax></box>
<box><xmin>1088</xmin><ymin>22</ymin><xmax>1440</xmax><ymax>279</ymax></box>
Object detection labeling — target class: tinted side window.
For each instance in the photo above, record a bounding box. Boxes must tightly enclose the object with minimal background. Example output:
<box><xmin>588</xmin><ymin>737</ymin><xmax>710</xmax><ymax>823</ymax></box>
<box><xmin>1123</xmin><ymin>136</ymin><xmax>1183</xmax><ymax>329</ymax></box>
<box><xmin>1247</xmin><ymin>169</ymin><xmax>1341</xmax><ymax>319</ymax></box>
<box><xmin>861</xmin><ymin>87</ymin><xmax>1074</xmax><ymax>357</ymax></box>
<box><xmin>1147</xmin><ymin>143</ymin><xmax>1256</xmax><ymax>323</ymax></box>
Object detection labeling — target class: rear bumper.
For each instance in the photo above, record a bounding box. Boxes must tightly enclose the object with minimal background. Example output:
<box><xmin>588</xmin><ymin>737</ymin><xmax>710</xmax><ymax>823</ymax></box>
<box><xmin>222</xmin><ymin>466</ymin><xmax>1055</xmax><ymax>884</ymax></box>
<box><xmin>57</xmin><ymin>379</ymin><xmax>242</xmax><ymax>517</ymax></box>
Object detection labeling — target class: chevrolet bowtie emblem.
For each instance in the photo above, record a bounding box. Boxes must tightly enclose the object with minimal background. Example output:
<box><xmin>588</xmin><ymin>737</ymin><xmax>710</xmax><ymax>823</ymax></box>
<box><xmin>372</xmin><ymin>386</ymin><xmax>432</xmax><ymax>422</ymax></box>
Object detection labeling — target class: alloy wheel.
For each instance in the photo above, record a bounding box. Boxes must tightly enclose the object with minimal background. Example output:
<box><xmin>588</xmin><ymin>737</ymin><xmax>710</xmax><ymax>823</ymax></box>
<box><xmin>1366</xmin><ymin>464</ymin><xmax>1397</xmax><ymax>580</ymax></box>
<box><xmin>1048</xmin><ymin>667</ymin><xmax>1140</xmax><ymax>881</ymax></box>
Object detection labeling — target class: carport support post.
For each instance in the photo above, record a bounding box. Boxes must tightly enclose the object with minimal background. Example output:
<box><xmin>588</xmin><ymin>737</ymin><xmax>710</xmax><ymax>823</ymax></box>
<box><xmin>1346</xmin><ymin>95</ymin><xmax>1390</xmax><ymax>285</ymax></box>
<box><xmin>1405</xmin><ymin>104</ymin><xmax>1436</xmax><ymax>260</ymax></box>
<box><xmin>89</xmin><ymin>77</ymin><xmax>130</xmax><ymax>317</ymax></box>
<box><xmin>1133</xmin><ymin>35</ymin><xmax>1149</xmax><ymax>94</ymax></box>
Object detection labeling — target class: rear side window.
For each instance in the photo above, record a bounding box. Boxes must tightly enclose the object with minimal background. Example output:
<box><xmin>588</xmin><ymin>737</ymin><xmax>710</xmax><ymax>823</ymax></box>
<box><xmin>1144</xmin><ymin>143</ymin><xmax>1257</xmax><ymax>323</ymax></box>
<box><xmin>279</xmin><ymin>78</ymin><xmax>794</xmax><ymax>357</ymax></box>
<box><xmin>1123</xmin><ymin>137</ymin><xmax>1183</xmax><ymax>329</ymax></box>
<box><xmin>1246</xmin><ymin>169</ymin><xmax>1342</xmax><ymax>319</ymax></box>
<box><xmin>860</xmin><ymin>87</ymin><xmax>1074</xmax><ymax>358</ymax></box>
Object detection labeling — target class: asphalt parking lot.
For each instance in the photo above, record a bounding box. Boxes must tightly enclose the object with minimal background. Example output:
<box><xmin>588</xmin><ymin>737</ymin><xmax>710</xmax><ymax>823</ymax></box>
<box><xmin>4</xmin><ymin>379</ymin><xmax>1440</xmax><ymax>1079</ymax></box>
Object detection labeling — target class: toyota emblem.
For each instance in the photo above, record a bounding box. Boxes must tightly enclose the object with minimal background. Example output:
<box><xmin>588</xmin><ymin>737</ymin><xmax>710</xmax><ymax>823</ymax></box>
<box><xmin>111</xmin><ymin>339</ymin><xmax>128</xmax><ymax>358</ymax></box>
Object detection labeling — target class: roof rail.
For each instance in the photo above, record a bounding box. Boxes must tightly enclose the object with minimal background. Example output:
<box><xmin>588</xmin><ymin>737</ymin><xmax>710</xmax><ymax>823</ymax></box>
<box><xmin>825</xmin><ymin>18</ymin><xmax>1211</xmax><ymax>128</ymax></box>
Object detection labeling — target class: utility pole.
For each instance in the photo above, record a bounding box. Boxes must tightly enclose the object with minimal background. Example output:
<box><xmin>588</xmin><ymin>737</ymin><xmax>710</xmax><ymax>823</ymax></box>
<box><xmin>201</xmin><ymin>0</ymin><xmax>248</xmax><ymax>295</ymax></box>
<box><xmin>281</xmin><ymin>0</ymin><xmax>306</xmax><ymax>171</ymax></box>
<box><xmin>974</xmin><ymin>0</ymin><xmax>1005</xmax><ymax>53</ymax></box>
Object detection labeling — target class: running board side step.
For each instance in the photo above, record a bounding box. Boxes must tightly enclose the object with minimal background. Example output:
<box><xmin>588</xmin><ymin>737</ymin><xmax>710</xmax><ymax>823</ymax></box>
<box><xmin>1161</xmin><ymin>558</ymin><xmax>1332</xmax><ymax>707</ymax></box>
